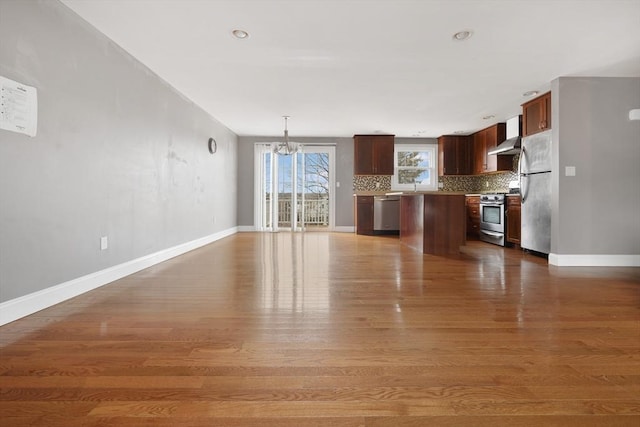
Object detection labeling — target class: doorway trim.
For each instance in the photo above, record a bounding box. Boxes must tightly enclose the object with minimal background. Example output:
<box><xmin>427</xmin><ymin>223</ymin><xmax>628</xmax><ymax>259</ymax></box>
<box><xmin>254</xmin><ymin>143</ymin><xmax>336</xmax><ymax>232</ymax></box>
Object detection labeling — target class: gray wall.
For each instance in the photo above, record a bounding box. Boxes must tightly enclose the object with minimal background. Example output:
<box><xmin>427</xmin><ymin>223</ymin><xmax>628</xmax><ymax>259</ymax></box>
<box><xmin>551</xmin><ymin>77</ymin><xmax>640</xmax><ymax>255</ymax></box>
<box><xmin>237</xmin><ymin>136</ymin><xmax>354</xmax><ymax>227</ymax></box>
<box><xmin>0</xmin><ymin>0</ymin><xmax>237</xmax><ymax>303</ymax></box>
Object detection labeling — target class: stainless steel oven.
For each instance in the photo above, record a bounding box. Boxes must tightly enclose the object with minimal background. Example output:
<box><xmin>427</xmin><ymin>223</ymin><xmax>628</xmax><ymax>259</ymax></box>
<box><xmin>479</xmin><ymin>193</ymin><xmax>506</xmax><ymax>246</ymax></box>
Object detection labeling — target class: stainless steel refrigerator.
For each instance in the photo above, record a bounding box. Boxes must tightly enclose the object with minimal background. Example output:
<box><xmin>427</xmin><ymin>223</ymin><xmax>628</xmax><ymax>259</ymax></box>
<box><xmin>520</xmin><ymin>130</ymin><xmax>552</xmax><ymax>254</ymax></box>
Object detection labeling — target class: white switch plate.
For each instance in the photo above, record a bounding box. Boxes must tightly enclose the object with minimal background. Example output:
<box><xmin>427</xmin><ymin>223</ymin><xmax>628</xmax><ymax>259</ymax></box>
<box><xmin>100</xmin><ymin>236</ymin><xmax>108</xmax><ymax>250</ymax></box>
<box><xmin>565</xmin><ymin>166</ymin><xmax>576</xmax><ymax>176</ymax></box>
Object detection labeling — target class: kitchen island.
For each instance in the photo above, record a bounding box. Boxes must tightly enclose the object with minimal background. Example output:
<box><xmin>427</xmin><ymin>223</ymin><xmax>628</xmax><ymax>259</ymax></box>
<box><xmin>400</xmin><ymin>192</ymin><xmax>466</xmax><ymax>255</ymax></box>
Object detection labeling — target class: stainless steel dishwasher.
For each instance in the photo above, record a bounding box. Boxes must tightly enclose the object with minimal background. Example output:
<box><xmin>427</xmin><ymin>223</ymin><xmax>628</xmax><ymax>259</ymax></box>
<box><xmin>373</xmin><ymin>195</ymin><xmax>400</xmax><ymax>232</ymax></box>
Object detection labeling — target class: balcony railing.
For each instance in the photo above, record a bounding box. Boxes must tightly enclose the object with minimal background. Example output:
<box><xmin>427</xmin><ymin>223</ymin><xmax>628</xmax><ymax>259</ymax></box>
<box><xmin>266</xmin><ymin>195</ymin><xmax>329</xmax><ymax>227</ymax></box>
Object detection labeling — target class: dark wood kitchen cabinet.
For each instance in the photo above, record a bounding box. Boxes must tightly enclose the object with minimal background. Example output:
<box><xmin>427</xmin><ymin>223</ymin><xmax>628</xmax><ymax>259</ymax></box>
<box><xmin>400</xmin><ymin>193</ymin><xmax>466</xmax><ymax>255</ymax></box>
<box><xmin>466</xmin><ymin>195</ymin><xmax>480</xmax><ymax>239</ymax></box>
<box><xmin>438</xmin><ymin>135</ymin><xmax>473</xmax><ymax>176</ymax></box>
<box><xmin>472</xmin><ymin>129</ymin><xmax>486</xmax><ymax>175</ymax></box>
<box><xmin>354</xmin><ymin>134</ymin><xmax>394</xmax><ymax>175</ymax></box>
<box><xmin>522</xmin><ymin>91</ymin><xmax>551</xmax><ymax>136</ymax></box>
<box><xmin>506</xmin><ymin>195</ymin><xmax>521</xmax><ymax>245</ymax></box>
<box><xmin>355</xmin><ymin>195</ymin><xmax>374</xmax><ymax>235</ymax></box>
<box><xmin>472</xmin><ymin>123</ymin><xmax>511</xmax><ymax>174</ymax></box>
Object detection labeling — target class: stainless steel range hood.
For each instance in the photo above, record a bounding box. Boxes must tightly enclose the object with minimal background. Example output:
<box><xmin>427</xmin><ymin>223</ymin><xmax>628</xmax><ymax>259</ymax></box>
<box><xmin>488</xmin><ymin>115</ymin><xmax>521</xmax><ymax>156</ymax></box>
<box><xmin>487</xmin><ymin>136</ymin><xmax>521</xmax><ymax>155</ymax></box>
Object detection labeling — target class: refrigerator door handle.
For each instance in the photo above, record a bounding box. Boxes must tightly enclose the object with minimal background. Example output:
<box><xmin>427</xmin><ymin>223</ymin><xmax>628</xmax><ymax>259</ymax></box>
<box><xmin>520</xmin><ymin>146</ymin><xmax>527</xmax><ymax>204</ymax></box>
<box><xmin>518</xmin><ymin>145</ymin><xmax>527</xmax><ymax>203</ymax></box>
<box><xmin>519</xmin><ymin>146</ymin><xmax>525</xmax><ymax>176</ymax></box>
<box><xmin>521</xmin><ymin>175</ymin><xmax>528</xmax><ymax>203</ymax></box>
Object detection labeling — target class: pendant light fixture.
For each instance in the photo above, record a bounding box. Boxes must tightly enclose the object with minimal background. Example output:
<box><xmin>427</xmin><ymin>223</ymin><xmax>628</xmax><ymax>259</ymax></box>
<box><xmin>274</xmin><ymin>115</ymin><xmax>297</xmax><ymax>155</ymax></box>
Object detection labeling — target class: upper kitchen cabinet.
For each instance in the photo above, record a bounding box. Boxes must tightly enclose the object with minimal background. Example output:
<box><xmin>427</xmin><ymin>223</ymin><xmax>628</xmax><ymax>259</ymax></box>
<box><xmin>438</xmin><ymin>135</ymin><xmax>473</xmax><ymax>176</ymax></box>
<box><xmin>522</xmin><ymin>92</ymin><xmax>551</xmax><ymax>136</ymax></box>
<box><xmin>473</xmin><ymin>123</ymin><xmax>511</xmax><ymax>174</ymax></box>
<box><xmin>354</xmin><ymin>134</ymin><xmax>394</xmax><ymax>175</ymax></box>
<box><xmin>472</xmin><ymin>129</ymin><xmax>486</xmax><ymax>175</ymax></box>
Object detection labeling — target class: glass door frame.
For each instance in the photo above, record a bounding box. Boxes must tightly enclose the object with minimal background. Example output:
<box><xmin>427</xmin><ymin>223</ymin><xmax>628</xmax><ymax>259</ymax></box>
<box><xmin>254</xmin><ymin>143</ymin><xmax>335</xmax><ymax>232</ymax></box>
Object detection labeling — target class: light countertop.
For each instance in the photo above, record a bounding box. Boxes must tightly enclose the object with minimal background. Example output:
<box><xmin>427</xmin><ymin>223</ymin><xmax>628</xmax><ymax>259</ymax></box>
<box><xmin>354</xmin><ymin>191</ymin><xmax>467</xmax><ymax>196</ymax></box>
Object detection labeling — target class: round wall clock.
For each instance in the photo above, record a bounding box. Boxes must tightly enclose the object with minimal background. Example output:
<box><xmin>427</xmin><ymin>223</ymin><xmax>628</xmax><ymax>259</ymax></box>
<box><xmin>208</xmin><ymin>137</ymin><xmax>217</xmax><ymax>154</ymax></box>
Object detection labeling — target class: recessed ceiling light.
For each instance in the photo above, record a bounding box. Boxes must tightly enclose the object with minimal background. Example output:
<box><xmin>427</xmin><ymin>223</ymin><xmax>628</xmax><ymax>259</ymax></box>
<box><xmin>232</xmin><ymin>29</ymin><xmax>249</xmax><ymax>39</ymax></box>
<box><xmin>452</xmin><ymin>30</ymin><xmax>473</xmax><ymax>41</ymax></box>
<box><xmin>453</xmin><ymin>130</ymin><xmax>466</xmax><ymax>134</ymax></box>
<box><xmin>482</xmin><ymin>115</ymin><xmax>495</xmax><ymax>120</ymax></box>
<box><xmin>523</xmin><ymin>90</ymin><xmax>539</xmax><ymax>97</ymax></box>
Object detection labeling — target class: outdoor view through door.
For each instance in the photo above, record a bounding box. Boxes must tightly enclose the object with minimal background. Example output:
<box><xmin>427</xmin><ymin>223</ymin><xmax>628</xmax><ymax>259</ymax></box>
<box><xmin>255</xmin><ymin>144</ymin><xmax>335</xmax><ymax>231</ymax></box>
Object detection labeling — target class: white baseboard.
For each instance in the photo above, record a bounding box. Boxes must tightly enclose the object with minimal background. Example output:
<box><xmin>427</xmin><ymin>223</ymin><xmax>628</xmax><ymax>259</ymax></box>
<box><xmin>0</xmin><ymin>227</ymin><xmax>238</xmax><ymax>326</ymax></box>
<box><xmin>549</xmin><ymin>253</ymin><xmax>640</xmax><ymax>267</ymax></box>
<box><xmin>238</xmin><ymin>226</ymin><xmax>355</xmax><ymax>233</ymax></box>
<box><xmin>334</xmin><ymin>226</ymin><xmax>355</xmax><ymax>233</ymax></box>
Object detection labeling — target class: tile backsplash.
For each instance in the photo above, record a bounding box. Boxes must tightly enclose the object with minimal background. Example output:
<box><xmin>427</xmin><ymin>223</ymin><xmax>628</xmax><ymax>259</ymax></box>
<box><xmin>353</xmin><ymin>175</ymin><xmax>392</xmax><ymax>192</ymax></box>
<box><xmin>353</xmin><ymin>154</ymin><xmax>519</xmax><ymax>193</ymax></box>
<box><xmin>439</xmin><ymin>171</ymin><xmax>517</xmax><ymax>193</ymax></box>
<box><xmin>448</xmin><ymin>153</ymin><xmax>519</xmax><ymax>193</ymax></box>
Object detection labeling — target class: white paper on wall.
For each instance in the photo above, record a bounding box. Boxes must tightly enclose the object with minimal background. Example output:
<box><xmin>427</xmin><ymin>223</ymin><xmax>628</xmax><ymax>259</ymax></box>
<box><xmin>0</xmin><ymin>75</ymin><xmax>38</xmax><ymax>137</ymax></box>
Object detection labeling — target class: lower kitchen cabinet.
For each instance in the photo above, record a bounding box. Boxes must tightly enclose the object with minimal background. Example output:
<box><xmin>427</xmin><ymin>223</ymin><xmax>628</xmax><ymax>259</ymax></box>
<box><xmin>466</xmin><ymin>195</ymin><xmax>480</xmax><ymax>239</ymax></box>
<box><xmin>355</xmin><ymin>196</ymin><xmax>374</xmax><ymax>235</ymax></box>
<box><xmin>506</xmin><ymin>195</ymin><xmax>521</xmax><ymax>245</ymax></box>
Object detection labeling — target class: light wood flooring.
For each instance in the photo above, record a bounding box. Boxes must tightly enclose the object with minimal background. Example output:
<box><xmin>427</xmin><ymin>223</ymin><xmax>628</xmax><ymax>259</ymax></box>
<box><xmin>1</xmin><ymin>232</ymin><xmax>639</xmax><ymax>426</ymax></box>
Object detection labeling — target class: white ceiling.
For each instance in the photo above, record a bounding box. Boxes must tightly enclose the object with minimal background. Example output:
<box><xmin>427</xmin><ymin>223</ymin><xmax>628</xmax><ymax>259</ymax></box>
<box><xmin>61</xmin><ymin>0</ymin><xmax>640</xmax><ymax>138</ymax></box>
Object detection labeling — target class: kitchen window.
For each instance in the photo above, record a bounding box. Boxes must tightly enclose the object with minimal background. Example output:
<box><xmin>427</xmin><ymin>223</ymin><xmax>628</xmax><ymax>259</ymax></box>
<box><xmin>391</xmin><ymin>144</ymin><xmax>438</xmax><ymax>191</ymax></box>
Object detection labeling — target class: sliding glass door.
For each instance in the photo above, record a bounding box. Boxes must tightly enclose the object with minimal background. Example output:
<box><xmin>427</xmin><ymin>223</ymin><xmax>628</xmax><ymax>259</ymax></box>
<box><xmin>254</xmin><ymin>144</ymin><xmax>335</xmax><ymax>232</ymax></box>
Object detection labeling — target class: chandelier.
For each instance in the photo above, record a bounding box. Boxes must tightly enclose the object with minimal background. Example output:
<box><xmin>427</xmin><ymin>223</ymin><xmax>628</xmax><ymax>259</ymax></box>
<box><xmin>274</xmin><ymin>115</ymin><xmax>297</xmax><ymax>155</ymax></box>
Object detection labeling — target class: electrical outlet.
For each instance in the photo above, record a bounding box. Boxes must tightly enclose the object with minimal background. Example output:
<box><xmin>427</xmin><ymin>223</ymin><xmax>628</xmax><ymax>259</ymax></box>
<box><xmin>100</xmin><ymin>236</ymin><xmax>108</xmax><ymax>250</ymax></box>
<box><xmin>212</xmin><ymin>215</ymin><xmax>217</xmax><ymax>224</ymax></box>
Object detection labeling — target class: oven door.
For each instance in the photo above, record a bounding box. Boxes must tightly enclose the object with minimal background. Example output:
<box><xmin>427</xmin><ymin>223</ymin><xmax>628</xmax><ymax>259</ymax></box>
<box><xmin>479</xmin><ymin>203</ymin><xmax>505</xmax><ymax>233</ymax></box>
<box><xmin>479</xmin><ymin>229</ymin><xmax>505</xmax><ymax>246</ymax></box>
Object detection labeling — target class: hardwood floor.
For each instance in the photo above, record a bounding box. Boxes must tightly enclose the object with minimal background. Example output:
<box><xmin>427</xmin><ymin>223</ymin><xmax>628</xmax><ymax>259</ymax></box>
<box><xmin>1</xmin><ymin>232</ymin><xmax>639</xmax><ymax>426</ymax></box>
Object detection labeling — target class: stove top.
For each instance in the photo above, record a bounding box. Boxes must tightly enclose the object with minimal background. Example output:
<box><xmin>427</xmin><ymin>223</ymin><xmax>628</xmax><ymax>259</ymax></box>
<box><xmin>480</xmin><ymin>193</ymin><xmax>506</xmax><ymax>203</ymax></box>
<box><xmin>480</xmin><ymin>189</ymin><xmax>520</xmax><ymax>196</ymax></box>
